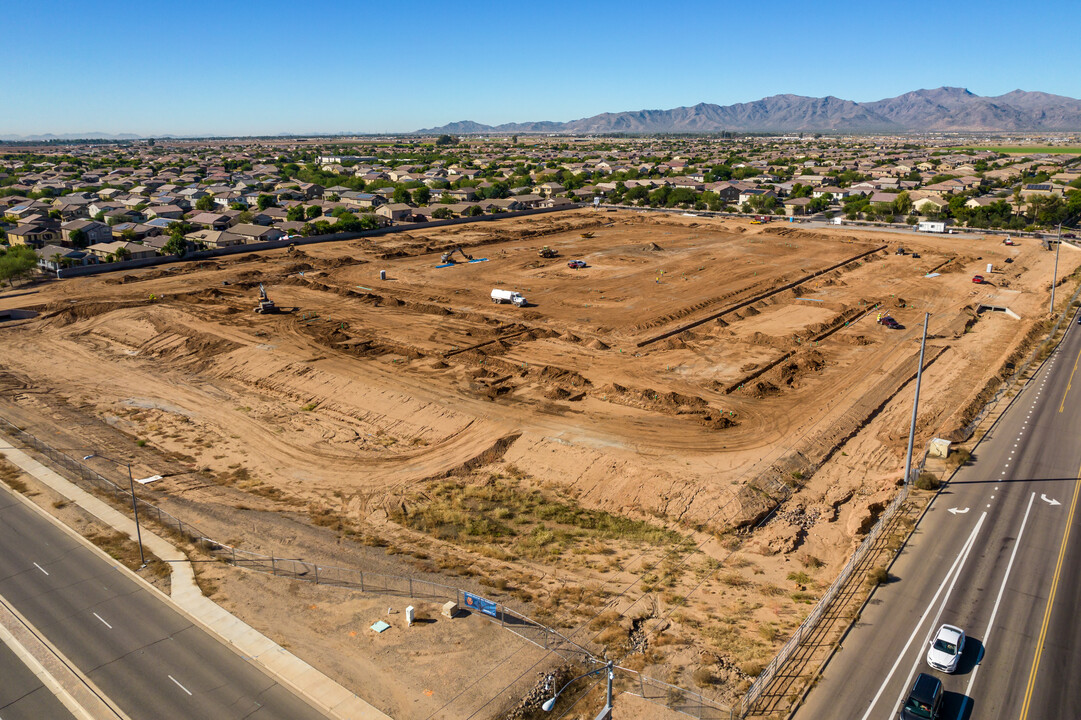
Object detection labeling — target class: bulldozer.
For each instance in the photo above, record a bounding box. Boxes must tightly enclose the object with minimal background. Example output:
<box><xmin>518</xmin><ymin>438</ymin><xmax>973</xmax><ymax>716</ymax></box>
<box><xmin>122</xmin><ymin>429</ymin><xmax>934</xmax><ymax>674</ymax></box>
<box><xmin>254</xmin><ymin>283</ymin><xmax>278</xmax><ymax>314</ymax></box>
<box><xmin>538</xmin><ymin>246</ymin><xmax>558</xmax><ymax>258</ymax></box>
<box><xmin>441</xmin><ymin>246</ymin><xmax>474</xmax><ymax>264</ymax></box>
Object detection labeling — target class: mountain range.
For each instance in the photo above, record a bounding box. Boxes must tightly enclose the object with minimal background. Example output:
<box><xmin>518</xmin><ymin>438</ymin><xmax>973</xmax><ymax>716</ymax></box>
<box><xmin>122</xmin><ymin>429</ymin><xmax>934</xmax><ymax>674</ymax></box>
<box><xmin>417</xmin><ymin>88</ymin><xmax>1081</xmax><ymax>135</ymax></box>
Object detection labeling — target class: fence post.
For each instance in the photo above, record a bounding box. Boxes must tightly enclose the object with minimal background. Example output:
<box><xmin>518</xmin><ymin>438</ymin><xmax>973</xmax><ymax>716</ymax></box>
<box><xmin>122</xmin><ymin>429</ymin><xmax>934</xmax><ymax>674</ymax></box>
<box><xmin>271</xmin><ymin>557</ymin><xmax>276</xmax><ymax>576</ymax></box>
<box><xmin>360</xmin><ymin>571</ymin><xmax>364</xmax><ymax>592</ymax></box>
<box><xmin>232</xmin><ymin>546</ymin><xmax>236</xmax><ymax>565</ymax></box>
<box><xmin>409</xmin><ymin>577</ymin><xmax>413</xmax><ymax>597</ymax></box>
<box><xmin>313</xmin><ymin>563</ymin><xmax>319</xmax><ymax>584</ymax></box>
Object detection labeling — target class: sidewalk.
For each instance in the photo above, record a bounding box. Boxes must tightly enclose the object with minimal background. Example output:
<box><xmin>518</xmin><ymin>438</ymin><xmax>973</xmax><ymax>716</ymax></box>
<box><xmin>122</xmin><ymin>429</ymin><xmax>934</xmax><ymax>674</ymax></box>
<box><xmin>0</xmin><ymin>438</ymin><xmax>391</xmax><ymax>720</ymax></box>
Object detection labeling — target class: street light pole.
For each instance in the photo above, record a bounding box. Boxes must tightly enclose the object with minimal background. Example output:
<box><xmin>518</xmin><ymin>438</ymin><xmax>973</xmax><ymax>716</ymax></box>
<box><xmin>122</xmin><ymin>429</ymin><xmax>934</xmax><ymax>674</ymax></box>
<box><xmin>83</xmin><ymin>453</ymin><xmax>146</xmax><ymax>568</ymax></box>
<box><xmin>903</xmin><ymin>312</ymin><xmax>930</xmax><ymax>486</ymax></box>
<box><xmin>542</xmin><ymin>659</ymin><xmax>614</xmax><ymax>719</ymax></box>
<box><xmin>1050</xmin><ymin>223</ymin><xmax>1062</xmax><ymax>316</ymax></box>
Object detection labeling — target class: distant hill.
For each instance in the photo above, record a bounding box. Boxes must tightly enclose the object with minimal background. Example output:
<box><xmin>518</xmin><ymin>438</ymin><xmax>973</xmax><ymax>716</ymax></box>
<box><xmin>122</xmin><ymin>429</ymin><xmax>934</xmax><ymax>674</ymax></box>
<box><xmin>415</xmin><ymin>88</ymin><xmax>1081</xmax><ymax>135</ymax></box>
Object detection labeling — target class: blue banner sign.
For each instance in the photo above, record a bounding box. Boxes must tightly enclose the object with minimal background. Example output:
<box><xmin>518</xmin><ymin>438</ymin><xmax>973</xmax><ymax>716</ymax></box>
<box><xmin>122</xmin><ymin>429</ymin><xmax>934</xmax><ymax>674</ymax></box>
<box><xmin>462</xmin><ymin>591</ymin><xmax>498</xmax><ymax>618</ymax></box>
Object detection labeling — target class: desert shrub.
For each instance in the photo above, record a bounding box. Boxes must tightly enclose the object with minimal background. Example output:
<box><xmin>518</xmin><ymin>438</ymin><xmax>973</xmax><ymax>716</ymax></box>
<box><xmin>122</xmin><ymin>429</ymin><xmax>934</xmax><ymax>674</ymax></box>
<box><xmin>867</xmin><ymin>566</ymin><xmax>890</xmax><ymax>586</ymax></box>
<box><xmin>915</xmin><ymin>472</ymin><xmax>940</xmax><ymax>491</ymax></box>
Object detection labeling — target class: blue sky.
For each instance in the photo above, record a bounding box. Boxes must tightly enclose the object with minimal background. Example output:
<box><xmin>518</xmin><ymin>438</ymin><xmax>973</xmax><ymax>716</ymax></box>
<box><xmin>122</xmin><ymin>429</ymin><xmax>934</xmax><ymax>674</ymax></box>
<box><xmin>2</xmin><ymin>0</ymin><xmax>1078</xmax><ymax>136</ymax></box>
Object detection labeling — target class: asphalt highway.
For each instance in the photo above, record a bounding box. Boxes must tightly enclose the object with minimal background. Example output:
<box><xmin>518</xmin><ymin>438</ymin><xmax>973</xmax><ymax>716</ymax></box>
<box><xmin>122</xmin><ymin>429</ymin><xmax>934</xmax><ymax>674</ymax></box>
<box><xmin>796</xmin><ymin>309</ymin><xmax>1081</xmax><ymax>720</ymax></box>
<box><xmin>0</xmin><ymin>637</ymin><xmax>76</xmax><ymax>719</ymax></box>
<box><xmin>0</xmin><ymin>486</ymin><xmax>329</xmax><ymax>720</ymax></box>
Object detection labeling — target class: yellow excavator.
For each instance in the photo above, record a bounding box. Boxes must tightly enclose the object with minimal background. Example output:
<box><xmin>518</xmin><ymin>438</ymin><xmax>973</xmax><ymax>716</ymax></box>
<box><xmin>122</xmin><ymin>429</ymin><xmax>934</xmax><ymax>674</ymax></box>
<box><xmin>538</xmin><ymin>246</ymin><xmax>558</xmax><ymax>258</ymax></box>
<box><xmin>441</xmin><ymin>246</ymin><xmax>474</xmax><ymax>264</ymax></box>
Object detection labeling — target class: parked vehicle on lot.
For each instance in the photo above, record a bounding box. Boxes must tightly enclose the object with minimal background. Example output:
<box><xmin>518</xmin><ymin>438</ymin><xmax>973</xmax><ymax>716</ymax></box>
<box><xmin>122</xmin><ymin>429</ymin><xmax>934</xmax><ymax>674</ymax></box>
<box><xmin>1003</xmin><ymin>237</ymin><xmax>1016</xmax><ymax>245</ymax></box>
<box><xmin>567</xmin><ymin>260</ymin><xmax>587</xmax><ymax>269</ymax></box>
<box><xmin>877</xmin><ymin>312</ymin><xmax>902</xmax><ymax>329</ymax></box>
<box><xmin>926</xmin><ymin>624</ymin><xmax>965</xmax><ymax>673</ymax></box>
<box><xmin>899</xmin><ymin>673</ymin><xmax>942</xmax><ymax>719</ymax></box>
<box><xmin>490</xmin><ymin>288</ymin><xmax>527</xmax><ymax>307</ymax></box>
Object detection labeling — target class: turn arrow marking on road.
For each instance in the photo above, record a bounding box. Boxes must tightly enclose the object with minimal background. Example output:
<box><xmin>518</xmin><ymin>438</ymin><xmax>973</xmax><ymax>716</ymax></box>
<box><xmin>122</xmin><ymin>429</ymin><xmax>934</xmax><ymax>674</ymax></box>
<box><xmin>948</xmin><ymin>507</ymin><xmax>970</xmax><ymax>514</ymax></box>
<box><xmin>1040</xmin><ymin>494</ymin><xmax>1061</xmax><ymax>506</ymax></box>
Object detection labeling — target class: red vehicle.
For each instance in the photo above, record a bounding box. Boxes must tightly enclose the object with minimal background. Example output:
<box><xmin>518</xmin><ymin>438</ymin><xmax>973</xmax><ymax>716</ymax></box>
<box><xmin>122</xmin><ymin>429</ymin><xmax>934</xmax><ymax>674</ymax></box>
<box><xmin>1003</xmin><ymin>238</ymin><xmax>1016</xmax><ymax>246</ymax></box>
<box><xmin>878</xmin><ymin>314</ymin><xmax>902</xmax><ymax>329</ymax></box>
<box><xmin>972</xmin><ymin>275</ymin><xmax>985</xmax><ymax>284</ymax></box>
<box><xmin>567</xmin><ymin>260</ymin><xmax>587</xmax><ymax>269</ymax></box>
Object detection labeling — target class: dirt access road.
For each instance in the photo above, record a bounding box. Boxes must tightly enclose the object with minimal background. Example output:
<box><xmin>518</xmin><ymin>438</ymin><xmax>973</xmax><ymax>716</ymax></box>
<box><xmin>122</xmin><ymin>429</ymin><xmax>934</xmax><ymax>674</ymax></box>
<box><xmin>0</xmin><ymin>209</ymin><xmax>1075</xmax><ymax>714</ymax></box>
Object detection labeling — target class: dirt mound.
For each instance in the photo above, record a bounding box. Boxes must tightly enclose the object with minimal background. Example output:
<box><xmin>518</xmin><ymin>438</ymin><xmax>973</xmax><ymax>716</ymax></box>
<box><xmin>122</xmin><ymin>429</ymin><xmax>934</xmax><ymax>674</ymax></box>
<box><xmin>559</xmin><ymin>331</ymin><xmax>581</xmax><ymax>343</ymax></box>
<box><xmin>587</xmin><ymin>338</ymin><xmax>610</xmax><ymax>350</ymax></box>
<box><xmin>646</xmin><ymin>242</ymin><xmax>664</xmax><ymax>251</ymax></box>
<box><xmin>538</xmin><ymin>365</ymin><xmax>591</xmax><ymax>388</ymax></box>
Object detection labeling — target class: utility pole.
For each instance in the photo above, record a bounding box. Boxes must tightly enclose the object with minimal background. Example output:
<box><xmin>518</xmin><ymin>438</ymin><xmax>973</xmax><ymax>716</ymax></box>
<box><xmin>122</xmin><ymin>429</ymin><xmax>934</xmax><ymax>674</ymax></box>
<box><xmin>903</xmin><ymin>313</ymin><xmax>930</xmax><ymax>486</ymax></box>
<box><xmin>83</xmin><ymin>454</ymin><xmax>146</xmax><ymax>567</ymax></box>
<box><xmin>1050</xmin><ymin>223</ymin><xmax>1062</xmax><ymax>316</ymax></box>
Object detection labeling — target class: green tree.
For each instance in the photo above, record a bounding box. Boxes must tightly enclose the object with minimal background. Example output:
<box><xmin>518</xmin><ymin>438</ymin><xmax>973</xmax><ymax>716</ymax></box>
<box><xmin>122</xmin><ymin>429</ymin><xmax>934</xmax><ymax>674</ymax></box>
<box><xmin>237</xmin><ymin>210</ymin><xmax>254</xmax><ymax>224</ymax></box>
<box><xmin>287</xmin><ymin>205</ymin><xmax>306</xmax><ymax>222</ymax></box>
<box><xmin>893</xmin><ymin>191</ymin><xmax>913</xmax><ymax>216</ymax></box>
<box><xmin>435</xmin><ymin>134</ymin><xmax>458</xmax><ymax>146</ymax></box>
<box><xmin>432</xmin><ymin>207</ymin><xmax>453</xmax><ymax>219</ymax></box>
<box><xmin>466</xmin><ymin>205</ymin><xmax>484</xmax><ymax>216</ymax></box>
<box><xmin>393</xmin><ymin>187</ymin><xmax>412</xmax><ymax>204</ymax></box>
<box><xmin>305</xmin><ymin>205</ymin><xmax>321</xmax><ymax>220</ymax></box>
<box><xmin>256</xmin><ymin>194</ymin><xmax>275</xmax><ymax>211</ymax></box>
<box><xmin>0</xmin><ymin>244</ymin><xmax>38</xmax><ymax>287</ymax></box>
<box><xmin>68</xmin><ymin>228</ymin><xmax>88</xmax><ymax>248</ymax></box>
<box><xmin>413</xmin><ymin>186</ymin><xmax>431</xmax><ymax>205</ymax></box>
<box><xmin>163</xmin><ymin>229</ymin><xmax>188</xmax><ymax>257</ymax></box>
<box><xmin>195</xmin><ymin>195</ymin><xmax>216</xmax><ymax>212</ymax></box>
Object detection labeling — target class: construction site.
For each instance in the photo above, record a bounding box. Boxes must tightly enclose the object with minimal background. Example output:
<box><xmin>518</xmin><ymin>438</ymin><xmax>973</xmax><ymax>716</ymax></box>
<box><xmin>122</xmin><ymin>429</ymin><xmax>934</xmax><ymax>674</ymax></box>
<box><xmin>1</xmin><ymin>208</ymin><xmax>1078</xmax><ymax>719</ymax></box>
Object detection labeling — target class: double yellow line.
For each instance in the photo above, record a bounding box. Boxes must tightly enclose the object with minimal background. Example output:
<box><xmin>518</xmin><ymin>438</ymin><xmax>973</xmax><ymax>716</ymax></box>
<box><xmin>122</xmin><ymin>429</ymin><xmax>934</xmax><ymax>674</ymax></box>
<box><xmin>1060</xmin><ymin>344</ymin><xmax>1081</xmax><ymax>413</ymax></box>
<box><xmin>1018</xmin><ymin>463</ymin><xmax>1081</xmax><ymax>719</ymax></box>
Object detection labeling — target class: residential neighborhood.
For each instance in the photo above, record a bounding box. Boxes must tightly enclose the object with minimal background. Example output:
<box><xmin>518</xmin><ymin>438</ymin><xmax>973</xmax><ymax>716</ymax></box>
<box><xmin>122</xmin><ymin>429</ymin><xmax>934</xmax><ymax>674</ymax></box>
<box><xmin>3</xmin><ymin>133</ymin><xmax>1080</xmax><ymax>280</ymax></box>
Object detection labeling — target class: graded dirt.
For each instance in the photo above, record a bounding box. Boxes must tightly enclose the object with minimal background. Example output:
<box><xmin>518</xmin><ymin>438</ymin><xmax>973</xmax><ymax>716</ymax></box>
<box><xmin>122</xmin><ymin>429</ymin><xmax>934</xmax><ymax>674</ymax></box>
<box><xmin>1</xmin><ymin>210</ymin><xmax>1076</xmax><ymax>717</ymax></box>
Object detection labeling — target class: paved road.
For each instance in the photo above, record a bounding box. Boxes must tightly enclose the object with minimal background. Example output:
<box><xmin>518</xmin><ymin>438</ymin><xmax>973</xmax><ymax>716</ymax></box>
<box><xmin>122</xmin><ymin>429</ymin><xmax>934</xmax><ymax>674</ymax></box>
<box><xmin>796</xmin><ymin>311</ymin><xmax>1081</xmax><ymax>720</ymax></box>
<box><xmin>0</xmin><ymin>486</ymin><xmax>330</xmax><ymax>720</ymax></box>
<box><xmin>0</xmin><ymin>637</ymin><xmax>76</xmax><ymax>720</ymax></box>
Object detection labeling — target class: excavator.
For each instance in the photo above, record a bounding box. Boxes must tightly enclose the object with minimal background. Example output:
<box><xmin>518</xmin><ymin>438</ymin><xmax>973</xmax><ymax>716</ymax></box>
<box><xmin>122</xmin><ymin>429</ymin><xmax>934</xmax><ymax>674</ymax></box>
<box><xmin>441</xmin><ymin>246</ymin><xmax>474</xmax><ymax>264</ymax></box>
<box><xmin>254</xmin><ymin>283</ymin><xmax>278</xmax><ymax>314</ymax></box>
<box><xmin>538</xmin><ymin>246</ymin><xmax>558</xmax><ymax>258</ymax></box>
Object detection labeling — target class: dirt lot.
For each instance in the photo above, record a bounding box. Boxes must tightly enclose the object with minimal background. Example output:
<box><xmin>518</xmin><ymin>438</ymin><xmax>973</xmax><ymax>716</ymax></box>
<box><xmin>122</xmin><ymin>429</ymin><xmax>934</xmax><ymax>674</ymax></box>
<box><xmin>1</xmin><ymin>209</ymin><xmax>1077</xmax><ymax>716</ymax></box>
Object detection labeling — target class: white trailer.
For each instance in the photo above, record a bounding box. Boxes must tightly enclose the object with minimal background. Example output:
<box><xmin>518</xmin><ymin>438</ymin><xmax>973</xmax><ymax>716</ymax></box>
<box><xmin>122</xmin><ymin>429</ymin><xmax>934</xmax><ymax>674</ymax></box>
<box><xmin>491</xmin><ymin>288</ymin><xmax>527</xmax><ymax>307</ymax></box>
<box><xmin>918</xmin><ymin>221</ymin><xmax>946</xmax><ymax>233</ymax></box>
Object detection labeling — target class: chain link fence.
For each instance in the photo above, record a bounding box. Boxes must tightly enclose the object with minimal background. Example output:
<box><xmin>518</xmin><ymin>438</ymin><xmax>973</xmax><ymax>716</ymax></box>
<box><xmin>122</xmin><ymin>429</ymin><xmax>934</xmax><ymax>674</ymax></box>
<box><xmin>0</xmin><ymin>415</ymin><xmax>736</xmax><ymax>718</ymax></box>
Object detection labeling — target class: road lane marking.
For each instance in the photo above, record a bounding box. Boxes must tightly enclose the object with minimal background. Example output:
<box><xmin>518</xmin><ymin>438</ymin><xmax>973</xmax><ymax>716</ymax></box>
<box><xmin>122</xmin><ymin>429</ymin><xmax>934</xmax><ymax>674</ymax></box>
<box><xmin>1059</xmin><ymin>344</ymin><xmax>1081</xmax><ymax>413</ymax></box>
<box><xmin>33</xmin><ymin>562</ymin><xmax>49</xmax><ymax>576</ymax></box>
<box><xmin>1018</xmin><ymin>464</ymin><xmax>1081</xmax><ymax>720</ymax></box>
<box><xmin>959</xmin><ymin>493</ymin><xmax>1035</xmax><ymax>717</ymax></box>
<box><xmin>92</xmin><ymin>612</ymin><xmax>112</xmax><ymax>629</ymax></box>
<box><xmin>887</xmin><ymin>512</ymin><xmax>988</xmax><ymax>720</ymax></box>
<box><xmin>859</xmin><ymin>512</ymin><xmax>986</xmax><ymax>720</ymax></box>
<box><xmin>1040</xmin><ymin>494</ymin><xmax>1061</xmax><ymax>506</ymax></box>
<box><xmin>168</xmin><ymin>674</ymin><xmax>193</xmax><ymax>696</ymax></box>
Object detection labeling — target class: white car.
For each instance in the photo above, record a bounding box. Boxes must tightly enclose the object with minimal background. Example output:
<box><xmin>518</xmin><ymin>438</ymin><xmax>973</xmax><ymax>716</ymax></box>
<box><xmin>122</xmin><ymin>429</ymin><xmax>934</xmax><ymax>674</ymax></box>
<box><xmin>926</xmin><ymin>624</ymin><xmax>965</xmax><ymax>673</ymax></box>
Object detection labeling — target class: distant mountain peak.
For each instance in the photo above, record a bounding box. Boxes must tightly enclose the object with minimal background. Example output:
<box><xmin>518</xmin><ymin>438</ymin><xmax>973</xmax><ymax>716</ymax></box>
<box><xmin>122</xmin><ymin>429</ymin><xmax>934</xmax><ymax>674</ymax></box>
<box><xmin>415</xmin><ymin>88</ymin><xmax>1081</xmax><ymax>135</ymax></box>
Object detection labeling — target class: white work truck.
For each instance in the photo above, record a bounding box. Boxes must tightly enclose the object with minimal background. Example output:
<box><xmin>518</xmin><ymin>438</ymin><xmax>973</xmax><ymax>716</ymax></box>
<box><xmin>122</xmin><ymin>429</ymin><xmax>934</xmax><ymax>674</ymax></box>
<box><xmin>491</xmin><ymin>288</ymin><xmax>527</xmax><ymax>307</ymax></box>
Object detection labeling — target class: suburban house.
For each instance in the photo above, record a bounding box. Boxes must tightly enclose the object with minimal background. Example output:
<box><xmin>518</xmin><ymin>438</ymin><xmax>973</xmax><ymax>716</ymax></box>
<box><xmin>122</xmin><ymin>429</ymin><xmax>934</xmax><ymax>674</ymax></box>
<box><xmin>85</xmin><ymin>241</ymin><xmax>157</xmax><ymax>261</ymax></box>
<box><xmin>60</xmin><ymin>219</ymin><xmax>112</xmax><ymax>246</ymax></box>
<box><xmin>230</xmin><ymin>223</ymin><xmax>285</xmax><ymax>243</ymax></box>
<box><xmin>189</xmin><ymin>212</ymin><xmax>232</xmax><ymax>230</ymax></box>
<box><xmin>375</xmin><ymin>203</ymin><xmax>413</xmax><ymax>222</ymax></box>
<box><xmin>783</xmin><ymin>197</ymin><xmax>812</xmax><ymax>216</ymax></box>
<box><xmin>35</xmin><ymin>244</ymin><xmax>93</xmax><ymax>271</ymax></box>
<box><xmin>186</xmin><ymin>229</ymin><xmax>245</xmax><ymax>249</ymax></box>
<box><xmin>7</xmin><ymin>223</ymin><xmax>58</xmax><ymax>247</ymax></box>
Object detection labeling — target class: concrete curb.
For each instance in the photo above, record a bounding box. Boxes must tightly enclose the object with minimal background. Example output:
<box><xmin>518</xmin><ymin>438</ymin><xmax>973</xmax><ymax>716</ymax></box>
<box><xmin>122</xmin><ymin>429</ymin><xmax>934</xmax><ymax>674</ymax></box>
<box><xmin>0</xmin><ymin>440</ymin><xmax>391</xmax><ymax>720</ymax></box>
